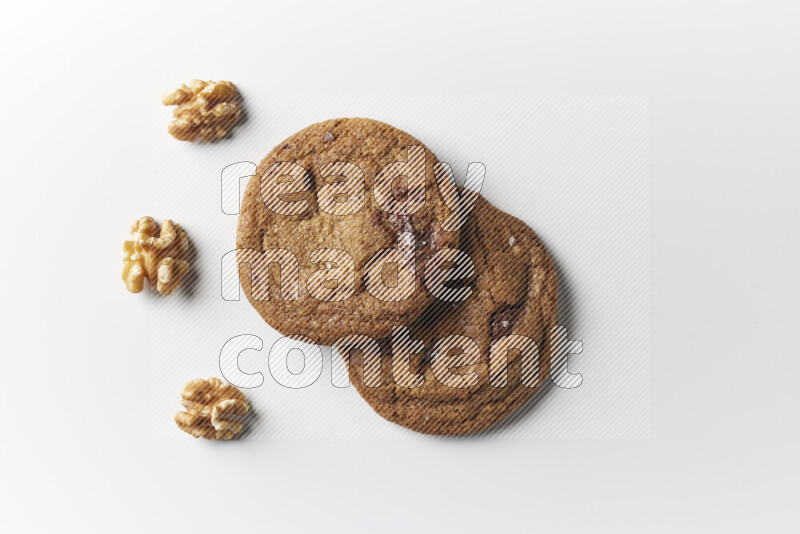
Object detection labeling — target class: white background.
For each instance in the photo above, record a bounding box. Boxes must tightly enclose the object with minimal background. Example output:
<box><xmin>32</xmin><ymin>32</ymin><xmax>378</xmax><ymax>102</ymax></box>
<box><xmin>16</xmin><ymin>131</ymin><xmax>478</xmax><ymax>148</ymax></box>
<box><xmin>1</xmin><ymin>1</ymin><xmax>798</xmax><ymax>532</ymax></box>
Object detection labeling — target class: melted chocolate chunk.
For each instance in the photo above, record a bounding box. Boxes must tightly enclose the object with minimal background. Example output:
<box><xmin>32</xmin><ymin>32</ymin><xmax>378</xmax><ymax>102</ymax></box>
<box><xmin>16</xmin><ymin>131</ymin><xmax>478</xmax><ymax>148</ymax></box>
<box><xmin>393</xmin><ymin>184</ymin><xmax>409</xmax><ymax>200</ymax></box>
<box><xmin>443</xmin><ymin>277</ymin><xmax>471</xmax><ymax>291</ymax></box>
<box><xmin>370</xmin><ymin>213</ymin><xmax>449</xmax><ymax>285</ymax></box>
<box><xmin>490</xmin><ymin>303</ymin><xmax>523</xmax><ymax>340</ymax></box>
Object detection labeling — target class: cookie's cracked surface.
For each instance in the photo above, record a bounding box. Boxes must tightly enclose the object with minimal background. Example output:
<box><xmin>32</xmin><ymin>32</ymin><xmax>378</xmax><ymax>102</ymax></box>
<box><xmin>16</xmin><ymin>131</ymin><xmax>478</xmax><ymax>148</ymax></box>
<box><xmin>236</xmin><ymin>118</ymin><xmax>459</xmax><ymax>345</ymax></box>
<box><xmin>344</xmin><ymin>196</ymin><xmax>558</xmax><ymax>435</ymax></box>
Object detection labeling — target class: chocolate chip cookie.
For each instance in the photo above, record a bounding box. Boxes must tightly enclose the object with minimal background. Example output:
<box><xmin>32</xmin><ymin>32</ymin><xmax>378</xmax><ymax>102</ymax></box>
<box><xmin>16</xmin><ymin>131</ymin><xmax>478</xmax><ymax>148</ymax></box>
<box><xmin>343</xmin><ymin>195</ymin><xmax>558</xmax><ymax>435</ymax></box>
<box><xmin>236</xmin><ymin>118</ymin><xmax>458</xmax><ymax>345</ymax></box>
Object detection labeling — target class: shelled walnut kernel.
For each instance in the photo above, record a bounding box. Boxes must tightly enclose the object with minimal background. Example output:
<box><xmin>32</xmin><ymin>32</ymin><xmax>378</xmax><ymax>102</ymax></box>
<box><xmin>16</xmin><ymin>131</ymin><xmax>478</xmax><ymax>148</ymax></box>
<box><xmin>161</xmin><ymin>79</ymin><xmax>242</xmax><ymax>142</ymax></box>
<box><xmin>122</xmin><ymin>216</ymin><xmax>190</xmax><ymax>295</ymax></box>
<box><xmin>175</xmin><ymin>378</ymin><xmax>250</xmax><ymax>440</ymax></box>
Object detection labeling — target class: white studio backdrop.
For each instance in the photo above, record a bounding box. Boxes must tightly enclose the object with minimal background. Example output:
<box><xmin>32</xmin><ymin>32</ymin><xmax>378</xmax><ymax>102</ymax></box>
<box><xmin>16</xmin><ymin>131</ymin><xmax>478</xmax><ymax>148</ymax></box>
<box><xmin>4</xmin><ymin>1</ymin><xmax>798</xmax><ymax>531</ymax></box>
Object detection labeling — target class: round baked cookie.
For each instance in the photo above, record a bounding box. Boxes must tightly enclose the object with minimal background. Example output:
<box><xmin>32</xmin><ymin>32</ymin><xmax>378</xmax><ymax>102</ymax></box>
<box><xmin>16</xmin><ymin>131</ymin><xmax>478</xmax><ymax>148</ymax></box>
<box><xmin>236</xmin><ymin>118</ymin><xmax>458</xmax><ymax>345</ymax></box>
<box><xmin>344</xmin><ymin>195</ymin><xmax>558</xmax><ymax>435</ymax></box>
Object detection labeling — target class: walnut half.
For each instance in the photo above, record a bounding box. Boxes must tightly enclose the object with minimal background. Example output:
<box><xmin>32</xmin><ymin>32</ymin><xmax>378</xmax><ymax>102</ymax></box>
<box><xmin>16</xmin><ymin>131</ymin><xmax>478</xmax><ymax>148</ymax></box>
<box><xmin>175</xmin><ymin>378</ymin><xmax>250</xmax><ymax>440</ymax></box>
<box><xmin>122</xmin><ymin>216</ymin><xmax>190</xmax><ymax>295</ymax></box>
<box><xmin>162</xmin><ymin>79</ymin><xmax>242</xmax><ymax>142</ymax></box>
